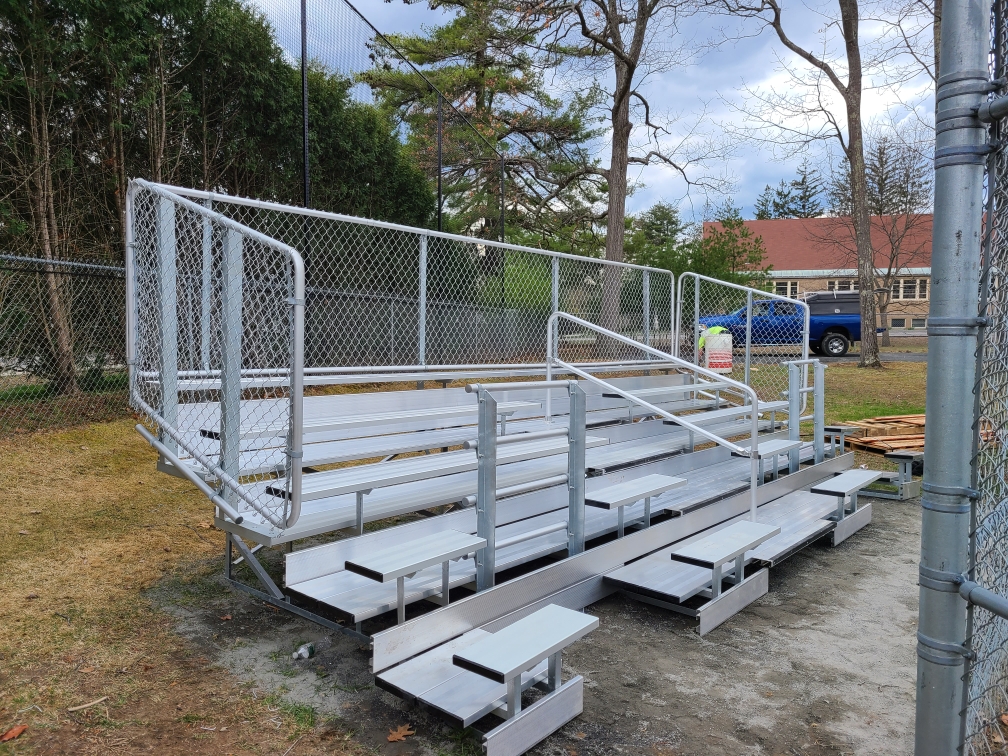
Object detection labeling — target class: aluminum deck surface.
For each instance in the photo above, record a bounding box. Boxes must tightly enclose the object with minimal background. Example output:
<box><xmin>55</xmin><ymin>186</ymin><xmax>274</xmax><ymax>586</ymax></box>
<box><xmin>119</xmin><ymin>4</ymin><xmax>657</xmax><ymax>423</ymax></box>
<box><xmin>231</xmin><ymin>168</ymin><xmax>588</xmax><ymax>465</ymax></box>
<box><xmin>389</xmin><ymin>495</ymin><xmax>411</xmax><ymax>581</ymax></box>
<box><xmin>604</xmin><ymin>489</ymin><xmax>841</xmax><ymax>603</ymax></box>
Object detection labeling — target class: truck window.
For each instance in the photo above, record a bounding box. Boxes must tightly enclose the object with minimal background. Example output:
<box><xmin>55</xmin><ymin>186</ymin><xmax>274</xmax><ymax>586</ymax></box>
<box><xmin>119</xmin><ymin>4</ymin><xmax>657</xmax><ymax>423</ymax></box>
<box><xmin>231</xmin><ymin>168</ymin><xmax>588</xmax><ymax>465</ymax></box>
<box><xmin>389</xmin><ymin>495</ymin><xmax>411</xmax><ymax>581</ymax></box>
<box><xmin>752</xmin><ymin>301</ymin><xmax>771</xmax><ymax>317</ymax></box>
<box><xmin>775</xmin><ymin>301</ymin><xmax>797</xmax><ymax>316</ymax></box>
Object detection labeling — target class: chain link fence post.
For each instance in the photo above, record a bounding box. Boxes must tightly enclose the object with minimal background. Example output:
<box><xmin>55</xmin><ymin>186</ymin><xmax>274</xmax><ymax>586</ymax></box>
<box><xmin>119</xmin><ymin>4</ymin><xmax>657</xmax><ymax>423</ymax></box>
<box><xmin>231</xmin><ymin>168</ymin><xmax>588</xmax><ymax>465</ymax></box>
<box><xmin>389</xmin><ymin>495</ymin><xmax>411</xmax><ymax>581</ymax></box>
<box><xmin>914</xmin><ymin>0</ymin><xmax>990</xmax><ymax>747</ymax></box>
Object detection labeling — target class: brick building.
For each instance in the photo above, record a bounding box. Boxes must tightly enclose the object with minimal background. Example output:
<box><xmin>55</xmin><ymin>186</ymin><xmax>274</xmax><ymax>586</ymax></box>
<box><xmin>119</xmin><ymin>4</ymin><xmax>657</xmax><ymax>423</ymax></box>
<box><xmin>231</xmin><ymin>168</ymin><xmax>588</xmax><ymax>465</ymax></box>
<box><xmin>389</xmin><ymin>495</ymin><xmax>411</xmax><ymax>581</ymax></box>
<box><xmin>703</xmin><ymin>215</ymin><xmax>933</xmax><ymax>334</ymax></box>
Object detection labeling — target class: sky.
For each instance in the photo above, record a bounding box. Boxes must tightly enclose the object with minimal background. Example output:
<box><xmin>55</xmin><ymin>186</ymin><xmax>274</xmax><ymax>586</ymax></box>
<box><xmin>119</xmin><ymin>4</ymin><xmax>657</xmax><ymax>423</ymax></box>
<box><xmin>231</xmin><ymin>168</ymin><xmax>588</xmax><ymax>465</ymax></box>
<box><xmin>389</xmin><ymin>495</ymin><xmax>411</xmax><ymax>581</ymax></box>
<box><xmin>252</xmin><ymin>0</ymin><xmax>935</xmax><ymax>222</ymax></box>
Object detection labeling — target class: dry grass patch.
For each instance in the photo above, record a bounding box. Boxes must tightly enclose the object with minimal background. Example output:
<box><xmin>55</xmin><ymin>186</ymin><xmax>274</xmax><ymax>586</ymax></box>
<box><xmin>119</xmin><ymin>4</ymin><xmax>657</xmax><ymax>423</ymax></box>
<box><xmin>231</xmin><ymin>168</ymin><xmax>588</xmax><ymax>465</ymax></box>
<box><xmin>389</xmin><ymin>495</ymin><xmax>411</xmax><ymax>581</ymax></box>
<box><xmin>0</xmin><ymin>419</ymin><xmax>365</xmax><ymax>755</ymax></box>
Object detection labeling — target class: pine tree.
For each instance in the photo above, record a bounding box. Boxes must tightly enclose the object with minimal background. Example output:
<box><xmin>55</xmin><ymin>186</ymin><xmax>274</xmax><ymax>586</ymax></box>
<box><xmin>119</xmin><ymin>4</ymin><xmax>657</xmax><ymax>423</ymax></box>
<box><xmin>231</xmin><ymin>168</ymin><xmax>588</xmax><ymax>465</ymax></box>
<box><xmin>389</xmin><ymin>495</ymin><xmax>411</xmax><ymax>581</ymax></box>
<box><xmin>754</xmin><ymin>185</ymin><xmax>775</xmax><ymax>220</ymax></box>
<box><xmin>771</xmin><ymin>179</ymin><xmax>796</xmax><ymax>218</ymax></box>
<box><xmin>790</xmin><ymin>158</ymin><xmax>823</xmax><ymax>217</ymax></box>
<box><xmin>362</xmin><ymin>0</ymin><xmax>602</xmax><ymax>245</ymax></box>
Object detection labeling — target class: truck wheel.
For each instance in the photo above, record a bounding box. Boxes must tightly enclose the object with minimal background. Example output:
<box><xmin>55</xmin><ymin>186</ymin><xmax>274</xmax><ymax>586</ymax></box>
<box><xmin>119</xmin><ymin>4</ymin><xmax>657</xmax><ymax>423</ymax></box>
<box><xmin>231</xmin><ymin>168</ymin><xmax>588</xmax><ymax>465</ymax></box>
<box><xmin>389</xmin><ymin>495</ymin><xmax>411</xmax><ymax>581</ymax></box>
<box><xmin>822</xmin><ymin>332</ymin><xmax>849</xmax><ymax>357</ymax></box>
<box><xmin>809</xmin><ymin>342</ymin><xmax>822</xmax><ymax>355</ymax></box>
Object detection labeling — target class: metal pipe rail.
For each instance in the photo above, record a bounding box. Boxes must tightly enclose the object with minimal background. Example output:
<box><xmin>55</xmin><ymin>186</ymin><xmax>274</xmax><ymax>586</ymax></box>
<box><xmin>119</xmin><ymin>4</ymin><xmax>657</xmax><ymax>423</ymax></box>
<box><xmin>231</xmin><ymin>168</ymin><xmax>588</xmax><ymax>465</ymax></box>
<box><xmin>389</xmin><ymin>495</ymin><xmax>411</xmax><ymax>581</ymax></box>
<box><xmin>547</xmin><ymin>312</ymin><xmax>762</xmax><ymax>521</ymax></box>
<box><xmin>495</xmin><ymin>521</ymin><xmax>569</xmax><ymax>550</ymax></box>
<box><xmin>136</xmin><ymin>424</ymin><xmax>244</xmax><ymax>525</ymax></box>
<box><xmin>461</xmin><ymin>474</ymin><xmax>569</xmax><ymax>508</ymax></box>
<box><xmin>463</xmin><ymin>427</ymin><xmax>568</xmax><ymax>450</ymax></box>
<box><xmin>131</xmin><ymin>395</ymin><xmax>284</xmax><ymax>528</ymax></box>
<box><xmin>958</xmin><ymin>579</ymin><xmax>1008</xmax><ymax>620</ymax></box>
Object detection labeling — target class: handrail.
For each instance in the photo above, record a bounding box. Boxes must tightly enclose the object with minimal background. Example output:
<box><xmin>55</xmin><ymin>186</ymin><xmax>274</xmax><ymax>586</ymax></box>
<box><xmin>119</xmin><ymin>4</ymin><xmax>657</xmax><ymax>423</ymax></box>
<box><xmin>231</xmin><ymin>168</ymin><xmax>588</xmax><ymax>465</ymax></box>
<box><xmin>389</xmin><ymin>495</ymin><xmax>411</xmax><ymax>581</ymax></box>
<box><xmin>546</xmin><ymin>311</ymin><xmax>762</xmax><ymax>520</ymax></box>
<box><xmin>127</xmin><ymin>179</ymin><xmax>305</xmax><ymax>529</ymax></box>
<box><xmin>135</xmin><ymin>424</ymin><xmax>244</xmax><ymax>525</ymax></box>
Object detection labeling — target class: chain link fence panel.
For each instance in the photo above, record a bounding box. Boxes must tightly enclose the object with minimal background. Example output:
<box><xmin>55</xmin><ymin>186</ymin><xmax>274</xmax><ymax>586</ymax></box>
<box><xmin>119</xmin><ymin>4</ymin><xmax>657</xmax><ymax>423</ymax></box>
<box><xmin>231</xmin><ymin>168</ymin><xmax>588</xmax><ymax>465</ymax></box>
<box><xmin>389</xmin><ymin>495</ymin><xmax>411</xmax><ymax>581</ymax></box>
<box><xmin>129</xmin><ymin>181</ymin><xmax>303</xmax><ymax>530</ymax></box>
<box><xmin>675</xmin><ymin>273</ymin><xmax>809</xmax><ymax>406</ymax></box>
<box><xmin>0</xmin><ymin>253</ymin><xmax>127</xmax><ymax>436</ymax></box>
<box><xmin>161</xmin><ymin>186</ymin><xmax>674</xmax><ymax>376</ymax></box>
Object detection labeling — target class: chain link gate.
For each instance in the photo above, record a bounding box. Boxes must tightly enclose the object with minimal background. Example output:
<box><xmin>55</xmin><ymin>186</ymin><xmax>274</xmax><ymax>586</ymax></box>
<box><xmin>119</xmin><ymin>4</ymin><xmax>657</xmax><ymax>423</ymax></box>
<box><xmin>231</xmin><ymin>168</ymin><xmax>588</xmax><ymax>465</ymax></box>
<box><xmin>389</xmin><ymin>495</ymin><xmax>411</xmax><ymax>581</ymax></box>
<box><xmin>964</xmin><ymin>2</ymin><xmax>1008</xmax><ymax>747</ymax></box>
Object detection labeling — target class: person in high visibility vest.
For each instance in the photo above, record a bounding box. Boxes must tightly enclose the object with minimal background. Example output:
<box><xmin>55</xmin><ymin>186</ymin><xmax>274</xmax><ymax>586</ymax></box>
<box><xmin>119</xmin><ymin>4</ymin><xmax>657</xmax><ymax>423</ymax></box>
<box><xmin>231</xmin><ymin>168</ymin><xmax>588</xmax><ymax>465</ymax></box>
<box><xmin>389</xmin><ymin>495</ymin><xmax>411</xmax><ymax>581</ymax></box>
<box><xmin>698</xmin><ymin>325</ymin><xmax>728</xmax><ymax>352</ymax></box>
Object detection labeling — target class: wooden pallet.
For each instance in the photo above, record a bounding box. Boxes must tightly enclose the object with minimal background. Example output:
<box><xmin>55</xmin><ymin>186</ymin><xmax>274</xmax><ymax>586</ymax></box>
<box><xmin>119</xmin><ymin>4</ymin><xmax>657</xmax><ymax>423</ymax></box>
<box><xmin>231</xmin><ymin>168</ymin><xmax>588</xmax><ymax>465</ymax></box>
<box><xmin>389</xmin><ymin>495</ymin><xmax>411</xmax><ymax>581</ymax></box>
<box><xmin>843</xmin><ymin>414</ymin><xmax>926</xmax><ymax>453</ymax></box>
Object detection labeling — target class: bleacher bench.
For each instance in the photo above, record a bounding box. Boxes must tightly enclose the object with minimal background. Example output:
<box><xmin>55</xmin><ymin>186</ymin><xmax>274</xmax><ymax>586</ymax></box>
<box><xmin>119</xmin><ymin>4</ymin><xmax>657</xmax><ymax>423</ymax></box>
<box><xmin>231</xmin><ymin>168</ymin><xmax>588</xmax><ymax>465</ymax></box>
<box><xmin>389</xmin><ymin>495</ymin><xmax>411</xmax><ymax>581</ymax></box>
<box><xmin>377</xmin><ymin>604</ymin><xmax>597</xmax><ymax>756</ymax></box>
<box><xmin>810</xmin><ymin>468</ymin><xmax>883</xmax><ymax>544</ymax></box>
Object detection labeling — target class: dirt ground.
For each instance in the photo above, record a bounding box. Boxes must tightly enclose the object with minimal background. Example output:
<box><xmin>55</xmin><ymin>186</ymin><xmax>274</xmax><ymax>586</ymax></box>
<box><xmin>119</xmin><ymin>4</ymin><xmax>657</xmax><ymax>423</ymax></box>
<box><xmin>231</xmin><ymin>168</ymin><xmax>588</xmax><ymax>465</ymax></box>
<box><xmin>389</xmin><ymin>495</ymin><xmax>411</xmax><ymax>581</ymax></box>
<box><xmin>132</xmin><ymin>491</ymin><xmax>918</xmax><ymax>756</ymax></box>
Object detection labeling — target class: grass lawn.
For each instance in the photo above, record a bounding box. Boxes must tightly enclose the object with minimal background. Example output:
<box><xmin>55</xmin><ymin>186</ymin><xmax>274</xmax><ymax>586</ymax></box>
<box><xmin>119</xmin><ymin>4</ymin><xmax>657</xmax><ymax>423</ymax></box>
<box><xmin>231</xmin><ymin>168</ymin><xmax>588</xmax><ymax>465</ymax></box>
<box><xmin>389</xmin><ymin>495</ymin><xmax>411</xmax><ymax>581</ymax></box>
<box><xmin>824</xmin><ymin>361</ymin><xmax>927</xmax><ymax>425</ymax></box>
<box><xmin>0</xmin><ymin>360</ymin><xmax>927</xmax><ymax>753</ymax></box>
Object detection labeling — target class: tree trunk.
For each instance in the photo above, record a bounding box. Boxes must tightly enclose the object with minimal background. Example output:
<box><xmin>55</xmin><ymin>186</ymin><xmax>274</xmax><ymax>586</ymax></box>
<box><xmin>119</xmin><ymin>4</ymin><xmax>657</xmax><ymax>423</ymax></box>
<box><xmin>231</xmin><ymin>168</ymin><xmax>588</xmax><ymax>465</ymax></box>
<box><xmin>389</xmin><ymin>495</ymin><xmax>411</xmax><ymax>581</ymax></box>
<box><xmin>27</xmin><ymin>67</ymin><xmax>78</xmax><ymax>394</ymax></box>
<box><xmin>601</xmin><ymin>63</ymin><xmax>632</xmax><ymax>338</ymax></box>
<box><xmin>878</xmin><ymin>300</ymin><xmax>891</xmax><ymax>346</ymax></box>
<box><xmin>839</xmin><ymin>0</ymin><xmax>881</xmax><ymax>367</ymax></box>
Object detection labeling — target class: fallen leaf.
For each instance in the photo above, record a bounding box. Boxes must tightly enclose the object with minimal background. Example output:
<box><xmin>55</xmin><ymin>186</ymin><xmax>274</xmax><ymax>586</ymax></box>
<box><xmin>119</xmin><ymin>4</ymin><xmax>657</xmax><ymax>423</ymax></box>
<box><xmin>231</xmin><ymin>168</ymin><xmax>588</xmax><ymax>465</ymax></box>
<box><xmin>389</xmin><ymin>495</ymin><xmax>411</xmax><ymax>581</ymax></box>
<box><xmin>18</xmin><ymin>531</ymin><xmax>28</xmax><ymax>536</ymax></box>
<box><xmin>575</xmin><ymin>732</ymin><xmax>586</xmax><ymax>739</ymax></box>
<box><xmin>387</xmin><ymin>724</ymin><xmax>415</xmax><ymax>742</ymax></box>
<box><xmin>764</xmin><ymin>691</ymin><xmax>773</xmax><ymax>697</ymax></box>
<box><xmin>79</xmin><ymin>667</ymin><xmax>95</xmax><ymax>673</ymax></box>
<box><xmin>26</xmin><ymin>594</ymin><xmax>39</xmax><ymax>600</ymax></box>
<box><xmin>220</xmin><ymin>615</ymin><xmax>232</xmax><ymax>621</ymax></box>
<box><xmin>993</xmin><ymin>731</ymin><xmax>1005</xmax><ymax>745</ymax></box>
<box><xmin>1001</xmin><ymin>713</ymin><xmax>1008</xmax><ymax>726</ymax></box>
<box><xmin>198</xmin><ymin>522</ymin><xmax>212</xmax><ymax>529</ymax></box>
<box><xmin>30</xmin><ymin>510</ymin><xmax>41</xmax><ymax>515</ymax></box>
<box><xmin>163</xmin><ymin>547</ymin><xmax>171</xmax><ymax>552</ymax></box>
<box><xmin>1</xmin><ymin>725</ymin><xmax>27</xmax><ymax>742</ymax></box>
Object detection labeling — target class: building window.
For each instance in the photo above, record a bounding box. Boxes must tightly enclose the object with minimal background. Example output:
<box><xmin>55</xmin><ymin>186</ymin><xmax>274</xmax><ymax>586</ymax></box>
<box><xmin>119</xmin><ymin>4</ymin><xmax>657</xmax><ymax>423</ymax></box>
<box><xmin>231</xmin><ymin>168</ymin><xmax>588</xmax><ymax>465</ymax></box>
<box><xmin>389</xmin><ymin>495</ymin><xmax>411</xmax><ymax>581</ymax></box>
<box><xmin>775</xmin><ymin>280</ymin><xmax>799</xmax><ymax>297</ymax></box>
<box><xmin>890</xmin><ymin>278</ymin><xmax>930</xmax><ymax>300</ymax></box>
<box><xmin>912</xmin><ymin>318</ymin><xmax>927</xmax><ymax>329</ymax></box>
<box><xmin>891</xmin><ymin>318</ymin><xmax>906</xmax><ymax>328</ymax></box>
<box><xmin>828</xmin><ymin>280</ymin><xmax>858</xmax><ymax>292</ymax></box>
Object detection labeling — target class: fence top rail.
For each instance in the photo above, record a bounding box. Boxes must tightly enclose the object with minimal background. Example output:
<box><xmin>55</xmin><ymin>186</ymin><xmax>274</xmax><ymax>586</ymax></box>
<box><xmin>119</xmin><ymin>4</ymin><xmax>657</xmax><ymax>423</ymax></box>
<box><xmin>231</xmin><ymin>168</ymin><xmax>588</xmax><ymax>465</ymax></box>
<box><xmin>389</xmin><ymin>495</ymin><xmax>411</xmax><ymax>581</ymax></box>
<box><xmin>0</xmin><ymin>253</ymin><xmax>125</xmax><ymax>274</ymax></box>
<box><xmin>149</xmin><ymin>182</ymin><xmax>674</xmax><ymax>277</ymax></box>
<box><xmin>677</xmin><ymin>271</ymin><xmax>811</xmax><ymax>312</ymax></box>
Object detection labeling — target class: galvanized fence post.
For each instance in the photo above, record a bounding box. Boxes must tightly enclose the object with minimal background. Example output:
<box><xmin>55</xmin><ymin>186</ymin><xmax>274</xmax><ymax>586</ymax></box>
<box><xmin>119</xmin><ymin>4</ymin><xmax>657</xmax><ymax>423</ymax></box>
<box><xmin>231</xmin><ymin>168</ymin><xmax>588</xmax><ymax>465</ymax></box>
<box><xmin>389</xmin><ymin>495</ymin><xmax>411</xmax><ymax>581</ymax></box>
<box><xmin>552</xmin><ymin>256</ymin><xmax>559</xmax><ymax>315</ymax></box>
<box><xmin>418</xmin><ymin>233</ymin><xmax>427</xmax><ymax>366</ymax></box>
<box><xmin>643</xmin><ymin>270</ymin><xmax>651</xmax><ymax>348</ymax></box>
<box><xmin>219</xmin><ymin>228</ymin><xmax>244</xmax><ymax>510</ymax></box>
<box><xmin>157</xmin><ymin>196</ymin><xmax>179</xmax><ymax>455</ymax></box>
<box><xmin>914</xmin><ymin>0</ymin><xmax>989</xmax><ymax>746</ymax></box>
<box><xmin>476</xmin><ymin>388</ymin><xmax>497</xmax><ymax>591</ymax></box>
<box><xmin>693</xmin><ymin>276</ymin><xmax>700</xmax><ymax>365</ymax></box>
<box><xmin>745</xmin><ymin>290</ymin><xmax>753</xmax><ymax>395</ymax></box>
<box><xmin>200</xmin><ymin>196</ymin><xmax>213</xmax><ymax>371</ymax></box>
<box><xmin>567</xmin><ymin>382</ymin><xmax>586</xmax><ymax>556</ymax></box>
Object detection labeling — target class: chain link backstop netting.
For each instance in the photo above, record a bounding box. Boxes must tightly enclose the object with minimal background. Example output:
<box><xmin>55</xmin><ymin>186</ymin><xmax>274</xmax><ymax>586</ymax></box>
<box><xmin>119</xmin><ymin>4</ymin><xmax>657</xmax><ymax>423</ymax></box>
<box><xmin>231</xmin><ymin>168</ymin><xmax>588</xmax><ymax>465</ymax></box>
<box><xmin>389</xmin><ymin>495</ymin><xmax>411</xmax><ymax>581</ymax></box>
<box><xmin>0</xmin><ymin>253</ymin><xmax>127</xmax><ymax>435</ymax></box>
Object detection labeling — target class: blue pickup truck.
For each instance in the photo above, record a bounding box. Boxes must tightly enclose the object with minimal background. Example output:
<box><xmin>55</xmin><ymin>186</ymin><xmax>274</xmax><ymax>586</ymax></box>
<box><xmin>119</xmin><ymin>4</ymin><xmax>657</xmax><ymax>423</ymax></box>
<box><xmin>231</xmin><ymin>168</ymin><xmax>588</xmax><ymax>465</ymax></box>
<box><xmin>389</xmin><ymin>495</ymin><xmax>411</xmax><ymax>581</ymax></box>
<box><xmin>698</xmin><ymin>291</ymin><xmax>863</xmax><ymax>357</ymax></box>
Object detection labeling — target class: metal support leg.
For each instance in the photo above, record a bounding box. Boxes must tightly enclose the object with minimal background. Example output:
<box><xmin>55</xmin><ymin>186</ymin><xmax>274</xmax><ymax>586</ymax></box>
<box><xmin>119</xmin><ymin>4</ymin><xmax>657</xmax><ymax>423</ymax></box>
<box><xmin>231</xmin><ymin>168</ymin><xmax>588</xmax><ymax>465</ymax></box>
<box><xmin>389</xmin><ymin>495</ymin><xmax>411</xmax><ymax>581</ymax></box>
<box><xmin>396</xmin><ymin>576</ymin><xmax>405</xmax><ymax>624</ymax></box>
<box><xmin>567</xmin><ymin>384</ymin><xmax>586</xmax><ymax>556</ymax></box>
<box><xmin>441</xmin><ymin>560</ymin><xmax>450</xmax><ymax>604</ymax></box>
<box><xmin>734</xmin><ymin>554</ymin><xmax>745</xmax><ymax>585</ymax></box>
<box><xmin>618</xmin><ymin>507</ymin><xmax>625</xmax><ymax>538</ymax></box>
<box><xmin>506</xmin><ymin>677</ymin><xmax>521</xmax><ymax>718</ymax></box>
<box><xmin>231</xmin><ymin>534</ymin><xmax>284</xmax><ymax>600</ymax></box>
<box><xmin>772</xmin><ymin>454</ymin><xmax>779</xmax><ymax>481</ymax></box>
<box><xmin>850</xmin><ymin>491</ymin><xmax>858</xmax><ymax>515</ymax></box>
<box><xmin>758</xmin><ymin>457</ymin><xmax>764</xmax><ymax>485</ymax></box>
<box><xmin>813</xmin><ymin>361</ymin><xmax>825</xmax><ymax>464</ymax></box>
<box><xmin>355</xmin><ymin>490</ymin><xmax>370</xmax><ymax>536</ymax></box>
<box><xmin>688</xmin><ymin>431</ymin><xmax>695</xmax><ymax>452</ymax></box>
<box><xmin>548</xmin><ymin>652</ymin><xmax>562</xmax><ymax>692</ymax></box>
<box><xmin>476</xmin><ymin>390</ymin><xmax>498</xmax><ymax>591</ymax></box>
<box><xmin>711</xmin><ymin>564</ymin><xmax>722</xmax><ymax>599</ymax></box>
<box><xmin>644</xmin><ymin>496</ymin><xmax>651</xmax><ymax>528</ymax></box>
<box><xmin>836</xmin><ymin>495</ymin><xmax>845</xmax><ymax>522</ymax></box>
<box><xmin>788</xmin><ymin>364</ymin><xmax>801</xmax><ymax>474</ymax></box>
<box><xmin>225</xmin><ymin>532</ymin><xmax>233</xmax><ymax>580</ymax></box>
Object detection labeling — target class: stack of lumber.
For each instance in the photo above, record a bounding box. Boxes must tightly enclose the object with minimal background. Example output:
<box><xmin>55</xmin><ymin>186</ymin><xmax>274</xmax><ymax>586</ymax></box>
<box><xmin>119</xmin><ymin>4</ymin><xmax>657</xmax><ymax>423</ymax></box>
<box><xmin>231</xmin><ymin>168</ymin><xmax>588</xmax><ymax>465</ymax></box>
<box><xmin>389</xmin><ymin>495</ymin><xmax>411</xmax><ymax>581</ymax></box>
<box><xmin>845</xmin><ymin>414</ymin><xmax>925</xmax><ymax>453</ymax></box>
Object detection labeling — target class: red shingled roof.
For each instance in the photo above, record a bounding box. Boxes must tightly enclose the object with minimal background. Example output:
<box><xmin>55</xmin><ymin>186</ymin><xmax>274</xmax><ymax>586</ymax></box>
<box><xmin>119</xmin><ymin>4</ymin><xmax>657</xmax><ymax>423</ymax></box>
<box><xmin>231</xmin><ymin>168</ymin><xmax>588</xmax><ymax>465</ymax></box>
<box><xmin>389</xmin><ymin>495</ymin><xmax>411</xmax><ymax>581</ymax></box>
<box><xmin>702</xmin><ymin>215</ymin><xmax>932</xmax><ymax>272</ymax></box>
